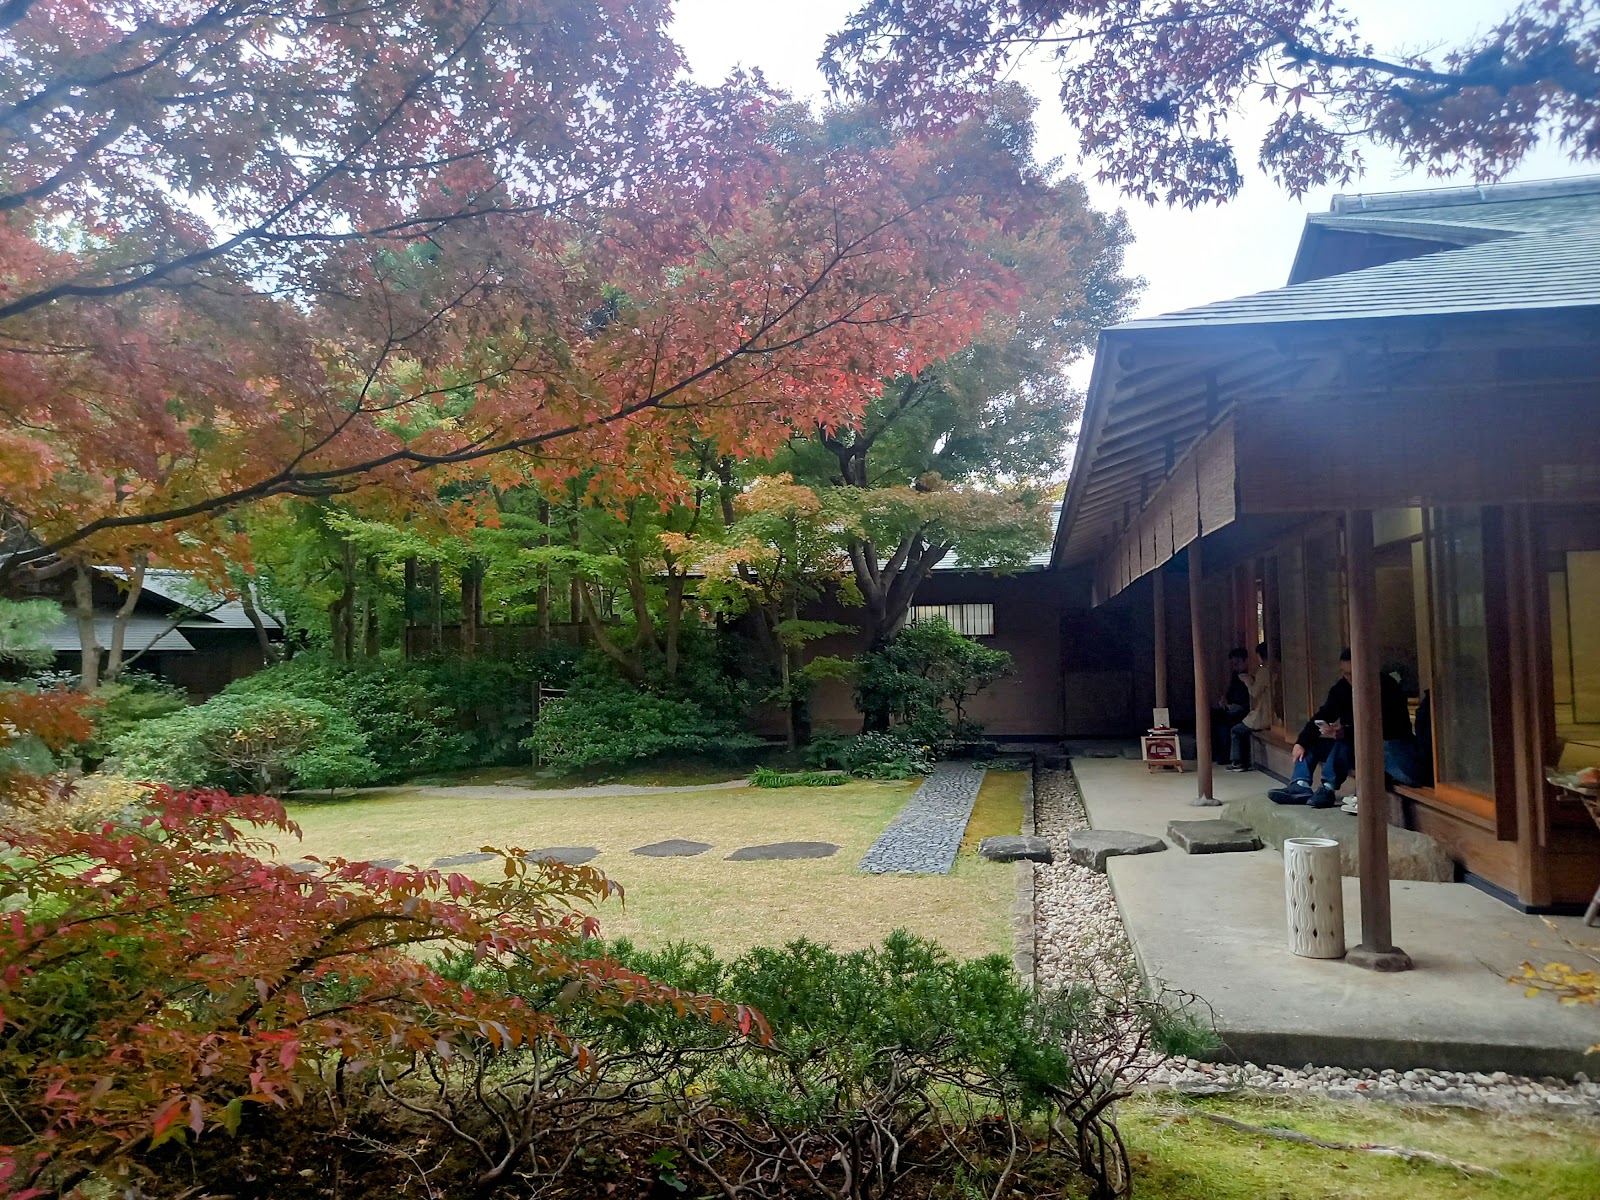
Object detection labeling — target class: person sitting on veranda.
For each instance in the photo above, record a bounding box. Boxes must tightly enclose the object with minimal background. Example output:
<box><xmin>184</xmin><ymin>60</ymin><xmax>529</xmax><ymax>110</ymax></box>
<box><xmin>1270</xmin><ymin>649</ymin><xmax>1411</xmax><ymax>808</ymax></box>
<box><xmin>1270</xmin><ymin>649</ymin><xmax>1356</xmax><ymax>808</ymax></box>
<box><xmin>1211</xmin><ymin>647</ymin><xmax>1251</xmax><ymax>763</ymax></box>
<box><xmin>1226</xmin><ymin>642</ymin><xmax>1273</xmax><ymax>772</ymax></box>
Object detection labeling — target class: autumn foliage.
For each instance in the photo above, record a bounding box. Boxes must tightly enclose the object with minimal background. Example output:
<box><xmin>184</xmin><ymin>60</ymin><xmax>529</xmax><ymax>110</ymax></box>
<box><xmin>0</xmin><ymin>0</ymin><xmax>1048</xmax><ymax>583</ymax></box>
<box><xmin>824</xmin><ymin>0</ymin><xmax>1600</xmax><ymax>205</ymax></box>
<box><xmin>0</xmin><ymin>786</ymin><xmax>758</xmax><ymax>1197</ymax></box>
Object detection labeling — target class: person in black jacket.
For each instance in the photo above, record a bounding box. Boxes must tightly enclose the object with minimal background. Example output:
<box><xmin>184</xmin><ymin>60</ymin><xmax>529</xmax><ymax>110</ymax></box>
<box><xmin>1211</xmin><ymin>647</ymin><xmax>1251</xmax><ymax>762</ymax></box>
<box><xmin>1270</xmin><ymin>648</ymin><xmax>1411</xmax><ymax>808</ymax></box>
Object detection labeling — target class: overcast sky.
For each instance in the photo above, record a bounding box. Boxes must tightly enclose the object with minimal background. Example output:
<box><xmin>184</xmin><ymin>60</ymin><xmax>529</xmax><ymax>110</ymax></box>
<box><xmin>672</xmin><ymin>0</ymin><xmax>1594</xmax><ymax>326</ymax></box>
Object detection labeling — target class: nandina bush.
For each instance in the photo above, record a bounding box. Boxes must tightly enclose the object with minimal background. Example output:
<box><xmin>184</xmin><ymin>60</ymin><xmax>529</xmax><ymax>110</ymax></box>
<box><xmin>0</xmin><ymin>787</ymin><xmax>758</xmax><ymax>1198</ymax></box>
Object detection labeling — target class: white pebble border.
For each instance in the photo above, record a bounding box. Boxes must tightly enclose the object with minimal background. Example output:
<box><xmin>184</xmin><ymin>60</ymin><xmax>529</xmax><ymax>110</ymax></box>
<box><xmin>1032</xmin><ymin>766</ymin><xmax>1600</xmax><ymax>1117</ymax></box>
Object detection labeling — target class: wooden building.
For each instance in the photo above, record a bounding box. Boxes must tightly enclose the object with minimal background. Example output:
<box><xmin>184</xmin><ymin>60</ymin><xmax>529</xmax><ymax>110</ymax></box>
<box><xmin>1050</xmin><ymin>177</ymin><xmax>1600</xmax><ymax>933</ymax></box>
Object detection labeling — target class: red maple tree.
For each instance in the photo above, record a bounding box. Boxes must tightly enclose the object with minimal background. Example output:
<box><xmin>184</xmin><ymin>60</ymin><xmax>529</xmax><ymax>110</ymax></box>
<box><xmin>823</xmin><ymin>0</ymin><xmax>1600</xmax><ymax>205</ymax></box>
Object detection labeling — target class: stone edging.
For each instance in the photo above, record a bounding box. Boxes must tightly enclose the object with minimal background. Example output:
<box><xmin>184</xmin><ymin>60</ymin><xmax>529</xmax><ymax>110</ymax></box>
<box><xmin>1011</xmin><ymin>761</ymin><xmax>1038</xmax><ymax>986</ymax></box>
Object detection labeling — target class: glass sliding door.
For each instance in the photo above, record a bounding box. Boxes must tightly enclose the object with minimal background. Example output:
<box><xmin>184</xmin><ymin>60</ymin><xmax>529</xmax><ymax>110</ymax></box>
<box><xmin>1428</xmin><ymin>507</ymin><xmax>1496</xmax><ymax>797</ymax></box>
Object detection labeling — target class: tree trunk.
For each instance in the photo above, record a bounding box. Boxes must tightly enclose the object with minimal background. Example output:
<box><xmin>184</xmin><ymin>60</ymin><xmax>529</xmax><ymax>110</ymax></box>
<box><xmin>578</xmin><ymin>583</ymin><xmax>644</xmax><ymax>681</ymax></box>
<box><xmin>363</xmin><ymin>554</ymin><xmax>380</xmax><ymax>658</ymax></box>
<box><xmin>72</xmin><ymin>564</ymin><xmax>101</xmax><ymax>692</ymax></box>
<box><xmin>239</xmin><ymin>578</ymin><xmax>280</xmax><ymax>666</ymax></box>
<box><xmin>104</xmin><ymin>554</ymin><xmax>147</xmax><ymax>683</ymax></box>
<box><xmin>537</xmin><ymin>498</ymin><xmax>551</xmax><ymax>643</ymax></box>
<box><xmin>459</xmin><ymin>563</ymin><xmax>479</xmax><ymax>659</ymax></box>
<box><xmin>403</xmin><ymin>556</ymin><xmax>418</xmax><ymax>658</ymax></box>
<box><xmin>331</xmin><ymin>540</ymin><xmax>356</xmax><ymax>664</ymax></box>
<box><xmin>428</xmin><ymin>561</ymin><xmax>443</xmax><ymax>652</ymax></box>
<box><xmin>663</xmin><ymin>570</ymin><xmax>684</xmax><ymax>678</ymax></box>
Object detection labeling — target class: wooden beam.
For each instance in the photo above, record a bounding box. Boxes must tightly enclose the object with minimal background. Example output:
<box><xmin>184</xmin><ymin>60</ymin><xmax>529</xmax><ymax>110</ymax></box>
<box><xmin>1189</xmin><ymin>540</ymin><xmax>1219</xmax><ymax>806</ymax></box>
<box><xmin>1153</xmin><ymin>567</ymin><xmax>1169</xmax><ymax>712</ymax></box>
<box><xmin>1345</xmin><ymin>510</ymin><xmax>1413</xmax><ymax>972</ymax></box>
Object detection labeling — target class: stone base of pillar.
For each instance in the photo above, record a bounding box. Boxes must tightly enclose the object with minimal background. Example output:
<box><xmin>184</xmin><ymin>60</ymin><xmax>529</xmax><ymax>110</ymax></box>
<box><xmin>1346</xmin><ymin>944</ymin><xmax>1414</xmax><ymax>972</ymax></box>
<box><xmin>1188</xmin><ymin>795</ymin><xmax>1222</xmax><ymax>807</ymax></box>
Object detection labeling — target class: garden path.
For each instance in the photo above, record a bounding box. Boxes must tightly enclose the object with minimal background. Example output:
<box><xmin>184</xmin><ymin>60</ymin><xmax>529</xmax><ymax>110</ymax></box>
<box><xmin>858</xmin><ymin>763</ymin><xmax>986</xmax><ymax>874</ymax></box>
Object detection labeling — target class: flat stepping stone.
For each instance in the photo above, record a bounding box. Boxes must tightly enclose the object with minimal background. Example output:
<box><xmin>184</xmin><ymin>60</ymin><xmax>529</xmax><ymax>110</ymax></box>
<box><xmin>432</xmin><ymin>851</ymin><xmax>498</xmax><ymax>867</ymax></box>
<box><xmin>858</xmin><ymin>762</ymin><xmax>986</xmax><ymax>875</ymax></box>
<box><xmin>725</xmin><ymin>841</ymin><xmax>838</xmax><ymax>861</ymax></box>
<box><xmin>630</xmin><ymin>839</ymin><xmax>712</xmax><ymax>857</ymax></box>
<box><xmin>289</xmin><ymin>860</ymin><xmax>320</xmax><ymax>874</ymax></box>
<box><xmin>530</xmin><ymin>846</ymin><xmax>599</xmax><ymax>865</ymax></box>
<box><xmin>1166</xmin><ymin>819</ymin><xmax>1263</xmax><ymax>855</ymax></box>
<box><xmin>363</xmin><ymin>858</ymin><xmax>403</xmax><ymax>869</ymax></box>
<box><xmin>979</xmin><ymin>835</ymin><xmax>1054</xmax><ymax>863</ymax></box>
<box><xmin>1067</xmin><ymin>830</ymin><xmax>1166</xmax><ymax>872</ymax></box>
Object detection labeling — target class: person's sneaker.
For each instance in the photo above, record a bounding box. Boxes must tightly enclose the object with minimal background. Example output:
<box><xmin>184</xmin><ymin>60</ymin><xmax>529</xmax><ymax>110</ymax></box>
<box><xmin>1269</xmin><ymin>781</ymin><xmax>1312</xmax><ymax>804</ymax></box>
<box><xmin>1225</xmin><ymin>763</ymin><xmax>1248</xmax><ymax>772</ymax></box>
<box><xmin>1340</xmin><ymin>795</ymin><xmax>1359</xmax><ymax>815</ymax></box>
<box><xmin>1307</xmin><ymin>785</ymin><xmax>1338</xmax><ymax>809</ymax></box>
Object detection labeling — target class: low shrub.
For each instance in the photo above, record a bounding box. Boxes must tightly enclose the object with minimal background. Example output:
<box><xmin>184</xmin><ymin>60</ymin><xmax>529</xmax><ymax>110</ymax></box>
<box><xmin>222</xmin><ymin>653</ymin><xmax>555</xmax><ymax>778</ymax></box>
<box><xmin>750</xmin><ymin>766</ymin><xmax>848</xmax><ymax>788</ymax></box>
<box><xmin>805</xmin><ymin>729</ymin><xmax>936</xmax><ymax>778</ymax></box>
<box><xmin>524</xmin><ymin>682</ymin><xmax>763</xmax><ymax>771</ymax></box>
<box><xmin>83</xmin><ymin>674</ymin><xmax>189</xmax><ymax>764</ymax></box>
<box><xmin>110</xmin><ymin>693</ymin><xmax>377</xmax><ymax>791</ymax></box>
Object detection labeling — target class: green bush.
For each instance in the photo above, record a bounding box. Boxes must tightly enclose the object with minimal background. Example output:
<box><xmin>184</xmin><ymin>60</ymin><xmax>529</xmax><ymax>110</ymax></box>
<box><xmin>524</xmin><ymin>682</ymin><xmax>763</xmax><ymax>771</ymax></box>
<box><xmin>221</xmin><ymin>653</ymin><xmax>558</xmax><ymax>778</ymax></box>
<box><xmin>111</xmin><ymin>693</ymin><xmax>377</xmax><ymax>792</ymax></box>
<box><xmin>855</xmin><ymin>617</ymin><xmax>1012</xmax><ymax>738</ymax></box>
<box><xmin>805</xmin><ymin>729</ymin><xmax>935</xmax><ymax>777</ymax></box>
<box><xmin>83</xmin><ymin>675</ymin><xmax>189</xmax><ymax>764</ymax></box>
<box><xmin>750</xmin><ymin>767</ymin><xmax>848</xmax><ymax>788</ymax></box>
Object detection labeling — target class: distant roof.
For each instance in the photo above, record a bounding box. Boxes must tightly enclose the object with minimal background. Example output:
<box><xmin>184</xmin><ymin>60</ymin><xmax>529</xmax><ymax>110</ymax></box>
<box><xmin>934</xmin><ymin>501</ymin><xmax>1062</xmax><ymax>572</ymax></box>
<box><xmin>42</xmin><ymin>612</ymin><xmax>195</xmax><ymax>654</ymax></box>
<box><xmin>1121</xmin><ymin>176</ymin><xmax>1600</xmax><ymax>332</ymax></box>
<box><xmin>104</xmin><ymin>568</ymin><xmax>280</xmax><ymax>631</ymax></box>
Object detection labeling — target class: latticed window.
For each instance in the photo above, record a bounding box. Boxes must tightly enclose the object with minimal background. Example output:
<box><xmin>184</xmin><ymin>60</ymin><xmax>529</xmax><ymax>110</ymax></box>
<box><xmin>908</xmin><ymin>603</ymin><xmax>995</xmax><ymax>637</ymax></box>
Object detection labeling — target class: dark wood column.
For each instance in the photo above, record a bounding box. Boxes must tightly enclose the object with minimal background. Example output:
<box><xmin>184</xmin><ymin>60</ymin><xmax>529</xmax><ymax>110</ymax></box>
<box><xmin>1189</xmin><ymin>541</ymin><xmax>1218</xmax><ymax>805</ymax></box>
<box><xmin>1153</xmin><ymin>567</ymin><xmax>1169</xmax><ymax>713</ymax></box>
<box><xmin>1345</xmin><ymin>509</ymin><xmax>1413</xmax><ymax>971</ymax></box>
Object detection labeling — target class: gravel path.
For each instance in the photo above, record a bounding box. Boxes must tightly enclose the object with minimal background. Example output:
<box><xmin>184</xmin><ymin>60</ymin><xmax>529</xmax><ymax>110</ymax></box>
<box><xmin>858</xmin><ymin>763</ymin><xmax>985</xmax><ymax>875</ymax></box>
<box><xmin>1031</xmin><ymin>767</ymin><xmax>1600</xmax><ymax>1117</ymax></box>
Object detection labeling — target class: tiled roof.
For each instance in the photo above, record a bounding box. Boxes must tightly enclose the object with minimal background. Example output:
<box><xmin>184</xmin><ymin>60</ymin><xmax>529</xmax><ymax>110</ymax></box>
<box><xmin>1119</xmin><ymin>186</ymin><xmax>1600</xmax><ymax>331</ymax></box>
<box><xmin>42</xmin><ymin>612</ymin><xmax>195</xmax><ymax>654</ymax></box>
<box><xmin>105</xmin><ymin>568</ymin><xmax>280</xmax><ymax>630</ymax></box>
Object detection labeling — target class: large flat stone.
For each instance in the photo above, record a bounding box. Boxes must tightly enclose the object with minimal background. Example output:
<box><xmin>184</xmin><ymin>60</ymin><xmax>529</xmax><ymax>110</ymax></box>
<box><xmin>630</xmin><ymin>839</ymin><xmax>712</xmax><ymax>857</ymax></box>
<box><xmin>530</xmin><ymin>846</ymin><xmax>599</xmax><ymax>866</ymax></box>
<box><xmin>1225</xmin><ymin>794</ymin><xmax>1453</xmax><ymax>882</ymax></box>
<box><xmin>979</xmin><ymin>834</ymin><xmax>1053</xmax><ymax>863</ymax></box>
<box><xmin>726</xmin><ymin>841</ymin><xmax>839</xmax><ymax>861</ymax></box>
<box><xmin>1166</xmin><ymin>819</ymin><xmax>1264</xmax><ymax>855</ymax></box>
<box><xmin>1067</xmin><ymin>829</ymin><xmax>1165</xmax><ymax>872</ymax></box>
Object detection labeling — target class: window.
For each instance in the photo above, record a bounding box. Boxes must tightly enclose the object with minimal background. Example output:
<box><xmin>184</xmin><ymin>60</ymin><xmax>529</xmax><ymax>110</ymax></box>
<box><xmin>1429</xmin><ymin>506</ymin><xmax>1495</xmax><ymax>797</ymax></box>
<box><xmin>909</xmin><ymin>603</ymin><xmax>995</xmax><ymax>637</ymax></box>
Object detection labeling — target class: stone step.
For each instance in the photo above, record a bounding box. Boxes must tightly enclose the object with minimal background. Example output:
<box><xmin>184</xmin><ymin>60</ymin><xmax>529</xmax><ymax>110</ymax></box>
<box><xmin>1066</xmin><ymin>829</ymin><xmax>1166</xmax><ymax>872</ymax></box>
<box><xmin>1166</xmin><ymin>819</ymin><xmax>1265</xmax><ymax>854</ymax></box>
<box><xmin>1226</xmin><ymin>794</ymin><xmax>1453</xmax><ymax>882</ymax></box>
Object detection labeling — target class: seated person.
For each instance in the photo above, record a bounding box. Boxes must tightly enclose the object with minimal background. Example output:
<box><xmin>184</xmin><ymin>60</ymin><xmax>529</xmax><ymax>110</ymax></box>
<box><xmin>1380</xmin><ymin>666</ymin><xmax>1422</xmax><ymax>787</ymax></box>
<box><xmin>1270</xmin><ymin>649</ymin><xmax>1355</xmax><ymax>808</ymax></box>
<box><xmin>1211</xmin><ymin>647</ymin><xmax>1251</xmax><ymax>762</ymax></box>
<box><xmin>1226</xmin><ymin>642</ymin><xmax>1273</xmax><ymax>772</ymax></box>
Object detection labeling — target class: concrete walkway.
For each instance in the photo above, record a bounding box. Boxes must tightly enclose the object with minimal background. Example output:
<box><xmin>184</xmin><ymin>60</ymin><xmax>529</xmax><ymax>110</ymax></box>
<box><xmin>1071</xmin><ymin>756</ymin><xmax>1600</xmax><ymax>1077</ymax></box>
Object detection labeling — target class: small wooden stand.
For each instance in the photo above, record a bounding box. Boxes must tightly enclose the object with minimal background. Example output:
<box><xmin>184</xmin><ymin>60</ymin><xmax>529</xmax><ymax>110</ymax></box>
<box><xmin>1141</xmin><ymin>730</ymin><xmax>1184</xmax><ymax>773</ymax></box>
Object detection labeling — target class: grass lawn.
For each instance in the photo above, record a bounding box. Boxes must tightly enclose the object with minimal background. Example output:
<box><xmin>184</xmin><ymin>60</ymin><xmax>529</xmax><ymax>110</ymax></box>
<box><xmin>282</xmin><ymin>770</ymin><xmax>1024</xmax><ymax>959</ymax></box>
<box><xmin>1121</xmin><ymin>1094</ymin><xmax>1600</xmax><ymax>1200</ymax></box>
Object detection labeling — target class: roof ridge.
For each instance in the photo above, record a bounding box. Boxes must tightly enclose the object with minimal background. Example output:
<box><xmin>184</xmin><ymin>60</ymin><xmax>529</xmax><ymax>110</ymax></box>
<box><xmin>1328</xmin><ymin>175</ymin><xmax>1600</xmax><ymax>215</ymax></box>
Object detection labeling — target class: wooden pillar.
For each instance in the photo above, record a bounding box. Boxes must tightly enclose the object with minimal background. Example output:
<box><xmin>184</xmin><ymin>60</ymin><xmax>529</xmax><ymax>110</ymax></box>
<box><xmin>1153</xmin><ymin>567</ymin><xmax>1169</xmax><ymax>712</ymax></box>
<box><xmin>1345</xmin><ymin>509</ymin><xmax>1413</xmax><ymax>971</ymax></box>
<box><xmin>1504</xmin><ymin>504</ymin><xmax>1553</xmax><ymax>906</ymax></box>
<box><xmin>1189</xmin><ymin>541</ymin><xmax>1218</xmax><ymax>805</ymax></box>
